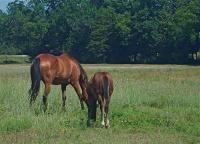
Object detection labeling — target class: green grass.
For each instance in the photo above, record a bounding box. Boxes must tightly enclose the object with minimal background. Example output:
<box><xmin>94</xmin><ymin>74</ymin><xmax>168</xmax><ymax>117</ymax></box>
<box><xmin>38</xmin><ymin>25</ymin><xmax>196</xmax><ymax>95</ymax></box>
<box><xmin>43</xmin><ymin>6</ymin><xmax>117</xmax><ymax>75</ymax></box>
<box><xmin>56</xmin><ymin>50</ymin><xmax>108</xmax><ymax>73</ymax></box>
<box><xmin>0</xmin><ymin>116</ymin><xmax>32</xmax><ymax>132</ymax></box>
<box><xmin>0</xmin><ymin>64</ymin><xmax>200</xmax><ymax>144</ymax></box>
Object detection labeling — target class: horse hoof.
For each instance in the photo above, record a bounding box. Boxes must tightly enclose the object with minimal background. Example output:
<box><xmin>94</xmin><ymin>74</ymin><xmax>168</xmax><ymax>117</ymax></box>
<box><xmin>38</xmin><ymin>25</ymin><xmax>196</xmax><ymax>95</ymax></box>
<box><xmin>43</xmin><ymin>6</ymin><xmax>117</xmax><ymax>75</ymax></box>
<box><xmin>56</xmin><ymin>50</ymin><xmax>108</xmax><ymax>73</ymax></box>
<box><xmin>87</xmin><ymin>119</ymin><xmax>94</xmax><ymax>127</ymax></box>
<box><xmin>105</xmin><ymin>125</ymin><xmax>110</xmax><ymax>129</ymax></box>
<box><xmin>101</xmin><ymin>124</ymin><xmax>105</xmax><ymax>128</ymax></box>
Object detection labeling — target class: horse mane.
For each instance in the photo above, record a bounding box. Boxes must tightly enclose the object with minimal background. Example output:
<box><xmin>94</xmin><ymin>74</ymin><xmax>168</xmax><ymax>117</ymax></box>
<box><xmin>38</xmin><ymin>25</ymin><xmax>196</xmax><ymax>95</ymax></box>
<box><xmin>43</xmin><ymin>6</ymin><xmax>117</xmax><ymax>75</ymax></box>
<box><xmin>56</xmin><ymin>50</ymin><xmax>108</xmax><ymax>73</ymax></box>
<box><xmin>79</xmin><ymin>63</ymin><xmax>88</xmax><ymax>82</ymax></box>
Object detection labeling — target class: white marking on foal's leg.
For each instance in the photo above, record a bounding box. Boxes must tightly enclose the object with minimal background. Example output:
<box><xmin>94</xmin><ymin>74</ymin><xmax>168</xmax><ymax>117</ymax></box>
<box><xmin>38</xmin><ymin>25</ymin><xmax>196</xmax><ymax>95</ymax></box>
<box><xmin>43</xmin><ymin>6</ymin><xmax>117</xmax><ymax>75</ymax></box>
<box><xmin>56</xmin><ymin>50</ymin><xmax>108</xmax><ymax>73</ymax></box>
<box><xmin>105</xmin><ymin>118</ymin><xmax>110</xmax><ymax>128</ymax></box>
<box><xmin>107</xmin><ymin>119</ymin><xmax>109</xmax><ymax>126</ymax></box>
<box><xmin>101</xmin><ymin>117</ymin><xmax>105</xmax><ymax>128</ymax></box>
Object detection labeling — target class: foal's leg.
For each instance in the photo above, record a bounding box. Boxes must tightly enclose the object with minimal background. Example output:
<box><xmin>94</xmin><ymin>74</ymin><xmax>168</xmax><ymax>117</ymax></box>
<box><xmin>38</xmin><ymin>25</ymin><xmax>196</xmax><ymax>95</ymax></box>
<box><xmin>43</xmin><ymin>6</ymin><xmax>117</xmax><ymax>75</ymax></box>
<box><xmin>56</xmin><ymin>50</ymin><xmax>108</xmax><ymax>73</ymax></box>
<box><xmin>43</xmin><ymin>83</ymin><xmax>51</xmax><ymax>112</ymax></box>
<box><xmin>72</xmin><ymin>82</ymin><xmax>84</xmax><ymax>110</ymax></box>
<box><xmin>105</xmin><ymin>100</ymin><xmax>110</xmax><ymax>128</ymax></box>
<box><xmin>61</xmin><ymin>84</ymin><xmax>67</xmax><ymax>110</ymax></box>
<box><xmin>87</xmin><ymin>97</ymin><xmax>97</xmax><ymax>127</ymax></box>
<box><xmin>98</xmin><ymin>95</ymin><xmax>105</xmax><ymax>127</ymax></box>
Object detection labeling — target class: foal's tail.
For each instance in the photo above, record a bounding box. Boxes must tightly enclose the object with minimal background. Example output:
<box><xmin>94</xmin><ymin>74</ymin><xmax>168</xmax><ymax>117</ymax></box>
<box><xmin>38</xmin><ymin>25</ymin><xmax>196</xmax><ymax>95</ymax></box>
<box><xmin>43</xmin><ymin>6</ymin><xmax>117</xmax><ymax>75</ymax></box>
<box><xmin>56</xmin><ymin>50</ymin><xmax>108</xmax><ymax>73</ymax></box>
<box><xmin>102</xmin><ymin>76</ymin><xmax>110</xmax><ymax>102</ymax></box>
<box><xmin>29</xmin><ymin>58</ymin><xmax>41</xmax><ymax>102</ymax></box>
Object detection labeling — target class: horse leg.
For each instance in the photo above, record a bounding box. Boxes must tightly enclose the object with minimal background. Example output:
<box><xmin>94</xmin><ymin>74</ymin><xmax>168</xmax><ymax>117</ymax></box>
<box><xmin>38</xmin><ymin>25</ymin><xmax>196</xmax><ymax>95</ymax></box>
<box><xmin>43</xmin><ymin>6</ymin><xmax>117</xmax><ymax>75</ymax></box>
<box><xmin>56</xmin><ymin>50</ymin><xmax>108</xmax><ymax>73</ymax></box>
<box><xmin>98</xmin><ymin>95</ymin><xmax>105</xmax><ymax>128</ymax></box>
<box><xmin>61</xmin><ymin>84</ymin><xmax>67</xmax><ymax>110</ymax></box>
<box><xmin>105</xmin><ymin>100</ymin><xmax>110</xmax><ymax>128</ymax></box>
<box><xmin>100</xmin><ymin>104</ymin><xmax>105</xmax><ymax>128</ymax></box>
<box><xmin>93</xmin><ymin>99</ymin><xmax>97</xmax><ymax>122</ymax></box>
<box><xmin>43</xmin><ymin>83</ymin><xmax>51</xmax><ymax>112</ymax></box>
<box><xmin>72</xmin><ymin>82</ymin><xmax>84</xmax><ymax>110</ymax></box>
<box><xmin>87</xmin><ymin>96</ymin><xmax>97</xmax><ymax>127</ymax></box>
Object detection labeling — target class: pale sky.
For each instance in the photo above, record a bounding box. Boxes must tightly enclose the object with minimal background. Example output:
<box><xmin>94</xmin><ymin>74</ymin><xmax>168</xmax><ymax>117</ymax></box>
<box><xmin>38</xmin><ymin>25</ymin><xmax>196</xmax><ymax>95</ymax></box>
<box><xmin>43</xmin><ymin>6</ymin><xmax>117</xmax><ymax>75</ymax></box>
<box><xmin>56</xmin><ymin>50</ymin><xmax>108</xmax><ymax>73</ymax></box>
<box><xmin>0</xmin><ymin>0</ymin><xmax>14</xmax><ymax>12</ymax></box>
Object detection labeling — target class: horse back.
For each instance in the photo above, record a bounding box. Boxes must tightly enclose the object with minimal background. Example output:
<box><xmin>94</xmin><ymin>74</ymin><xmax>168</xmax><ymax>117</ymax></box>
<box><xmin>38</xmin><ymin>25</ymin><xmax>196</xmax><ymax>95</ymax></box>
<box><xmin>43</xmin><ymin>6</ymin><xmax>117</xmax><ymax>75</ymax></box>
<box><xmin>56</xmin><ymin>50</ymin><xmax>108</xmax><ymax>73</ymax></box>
<box><xmin>91</xmin><ymin>72</ymin><xmax>113</xmax><ymax>98</ymax></box>
<box><xmin>35</xmin><ymin>53</ymin><xmax>83</xmax><ymax>85</ymax></box>
<box><xmin>35</xmin><ymin>54</ymin><xmax>69</xmax><ymax>83</ymax></box>
<box><xmin>59</xmin><ymin>53</ymin><xmax>82</xmax><ymax>80</ymax></box>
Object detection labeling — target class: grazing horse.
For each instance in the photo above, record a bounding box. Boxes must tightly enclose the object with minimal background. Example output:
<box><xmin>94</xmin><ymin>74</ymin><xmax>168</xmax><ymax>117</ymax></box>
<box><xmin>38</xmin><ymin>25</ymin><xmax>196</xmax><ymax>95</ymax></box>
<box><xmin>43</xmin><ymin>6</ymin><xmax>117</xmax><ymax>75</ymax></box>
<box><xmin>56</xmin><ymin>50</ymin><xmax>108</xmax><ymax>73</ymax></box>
<box><xmin>86</xmin><ymin>72</ymin><xmax>113</xmax><ymax>128</ymax></box>
<box><xmin>29</xmin><ymin>53</ymin><xmax>88</xmax><ymax>112</ymax></box>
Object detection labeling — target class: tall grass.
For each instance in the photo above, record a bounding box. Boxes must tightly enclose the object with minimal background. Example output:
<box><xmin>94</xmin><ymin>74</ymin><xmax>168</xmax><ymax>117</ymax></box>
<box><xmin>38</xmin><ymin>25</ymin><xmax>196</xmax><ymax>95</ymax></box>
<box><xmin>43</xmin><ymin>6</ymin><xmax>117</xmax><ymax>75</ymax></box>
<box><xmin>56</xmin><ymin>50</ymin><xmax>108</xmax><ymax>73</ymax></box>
<box><xmin>0</xmin><ymin>64</ymin><xmax>199</xmax><ymax>143</ymax></box>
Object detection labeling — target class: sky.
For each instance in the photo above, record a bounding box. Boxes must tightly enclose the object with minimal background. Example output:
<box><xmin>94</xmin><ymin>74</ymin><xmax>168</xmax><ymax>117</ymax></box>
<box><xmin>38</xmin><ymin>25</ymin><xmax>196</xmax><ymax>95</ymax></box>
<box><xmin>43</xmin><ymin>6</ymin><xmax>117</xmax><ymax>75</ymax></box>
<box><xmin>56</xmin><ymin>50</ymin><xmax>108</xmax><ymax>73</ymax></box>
<box><xmin>0</xmin><ymin>0</ymin><xmax>14</xmax><ymax>12</ymax></box>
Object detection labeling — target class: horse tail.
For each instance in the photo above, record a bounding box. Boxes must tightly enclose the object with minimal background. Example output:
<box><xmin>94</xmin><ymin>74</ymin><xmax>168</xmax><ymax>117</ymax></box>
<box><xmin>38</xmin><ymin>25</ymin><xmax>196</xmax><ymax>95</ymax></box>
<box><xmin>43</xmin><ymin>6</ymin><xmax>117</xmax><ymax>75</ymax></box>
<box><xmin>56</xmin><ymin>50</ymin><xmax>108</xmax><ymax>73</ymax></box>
<box><xmin>102</xmin><ymin>75</ymin><xmax>109</xmax><ymax>102</ymax></box>
<box><xmin>29</xmin><ymin>58</ymin><xmax>41</xmax><ymax>100</ymax></box>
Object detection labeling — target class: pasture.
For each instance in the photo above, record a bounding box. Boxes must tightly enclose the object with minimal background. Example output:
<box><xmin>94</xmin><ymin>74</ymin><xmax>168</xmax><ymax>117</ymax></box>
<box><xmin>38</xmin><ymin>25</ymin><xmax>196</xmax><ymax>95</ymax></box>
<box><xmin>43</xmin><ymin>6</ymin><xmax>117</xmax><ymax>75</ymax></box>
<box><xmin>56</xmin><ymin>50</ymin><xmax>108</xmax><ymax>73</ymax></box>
<box><xmin>0</xmin><ymin>55</ymin><xmax>30</xmax><ymax>64</ymax></box>
<box><xmin>0</xmin><ymin>64</ymin><xmax>199</xmax><ymax>144</ymax></box>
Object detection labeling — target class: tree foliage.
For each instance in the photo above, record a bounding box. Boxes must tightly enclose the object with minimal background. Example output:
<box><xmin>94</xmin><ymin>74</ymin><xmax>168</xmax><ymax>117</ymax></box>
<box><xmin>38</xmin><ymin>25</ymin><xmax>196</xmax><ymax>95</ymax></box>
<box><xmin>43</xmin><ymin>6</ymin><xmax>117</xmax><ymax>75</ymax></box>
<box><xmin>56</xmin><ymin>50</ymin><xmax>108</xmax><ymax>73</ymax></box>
<box><xmin>0</xmin><ymin>0</ymin><xmax>200</xmax><ymax>63</ymax></box>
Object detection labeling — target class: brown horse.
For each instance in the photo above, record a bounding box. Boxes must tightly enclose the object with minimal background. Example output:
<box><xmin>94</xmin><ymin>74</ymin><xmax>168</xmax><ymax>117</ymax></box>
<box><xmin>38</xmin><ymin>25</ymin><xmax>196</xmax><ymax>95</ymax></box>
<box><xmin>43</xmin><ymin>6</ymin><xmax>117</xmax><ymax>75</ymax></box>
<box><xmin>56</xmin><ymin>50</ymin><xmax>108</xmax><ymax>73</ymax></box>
<box><xmin>86</xmin><ymin>72</ymin><xmax>113</xmax><ymax>128</ymax></box>
<box><xmin>29</xmin><ymin>53</ymin><xmax>88</xmax><ymax>112</ymax></box>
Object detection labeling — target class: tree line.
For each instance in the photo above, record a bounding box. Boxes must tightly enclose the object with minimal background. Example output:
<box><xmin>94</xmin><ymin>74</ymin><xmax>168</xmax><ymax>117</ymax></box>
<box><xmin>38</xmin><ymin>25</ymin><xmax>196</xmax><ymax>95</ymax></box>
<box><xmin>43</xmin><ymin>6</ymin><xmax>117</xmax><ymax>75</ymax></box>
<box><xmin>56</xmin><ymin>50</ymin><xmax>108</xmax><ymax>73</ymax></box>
<box><xmin>0</xmin><ymin>0</ymin><xmax>200</xmax><ymax>64</ymax></box>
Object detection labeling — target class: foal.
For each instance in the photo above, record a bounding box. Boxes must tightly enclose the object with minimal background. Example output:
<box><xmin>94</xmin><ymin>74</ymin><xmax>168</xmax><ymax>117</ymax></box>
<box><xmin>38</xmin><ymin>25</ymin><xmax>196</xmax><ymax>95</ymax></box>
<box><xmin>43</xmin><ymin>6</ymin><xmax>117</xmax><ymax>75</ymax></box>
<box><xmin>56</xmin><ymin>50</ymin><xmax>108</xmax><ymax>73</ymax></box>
<box><xmin>87</xmin><ymin>72</ymin><xmax>113</xmax><ymax>128</ymax></box>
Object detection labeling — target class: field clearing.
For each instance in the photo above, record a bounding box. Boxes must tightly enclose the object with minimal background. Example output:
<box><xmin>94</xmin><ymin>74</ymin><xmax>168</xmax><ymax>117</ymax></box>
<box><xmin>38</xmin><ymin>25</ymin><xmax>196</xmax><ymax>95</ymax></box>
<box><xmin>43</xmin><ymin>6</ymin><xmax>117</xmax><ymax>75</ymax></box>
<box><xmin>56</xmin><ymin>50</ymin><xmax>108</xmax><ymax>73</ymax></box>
<box><xmin>0</xmin><ymin>64</ymin><xmax>200</xmax><ymax>144</ymax></box>
<box><xmin>0</xmin><ymin>55</ymin><xmax>30</xmax><ymax>64</ymax></box>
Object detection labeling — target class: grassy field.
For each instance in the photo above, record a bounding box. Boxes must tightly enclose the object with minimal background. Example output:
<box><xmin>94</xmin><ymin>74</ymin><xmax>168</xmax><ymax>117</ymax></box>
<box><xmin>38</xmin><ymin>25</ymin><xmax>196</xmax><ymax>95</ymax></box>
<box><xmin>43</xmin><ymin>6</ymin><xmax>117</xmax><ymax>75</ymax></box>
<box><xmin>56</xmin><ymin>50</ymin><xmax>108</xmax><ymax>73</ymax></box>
<box><xmin>0</xmin><ymin>55</ymin><xmax>30</xmax><ymax>64</ymax></box>
<box><xmin>0</xmin><ymin>64</ymin><xmax>199</xmax><ymax>144</ymax></box>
